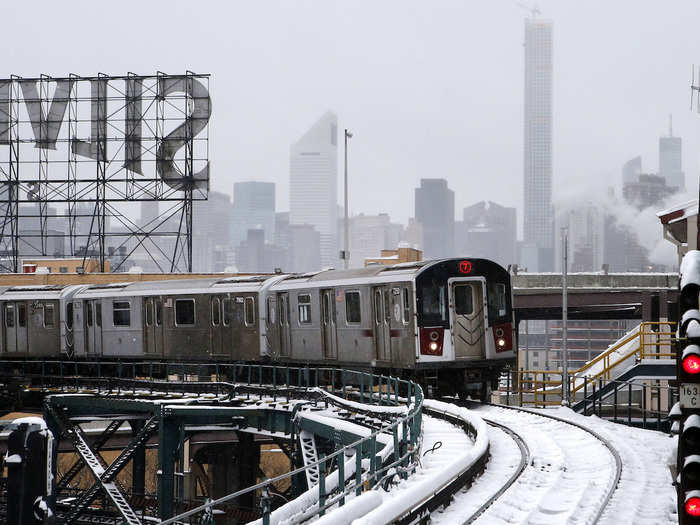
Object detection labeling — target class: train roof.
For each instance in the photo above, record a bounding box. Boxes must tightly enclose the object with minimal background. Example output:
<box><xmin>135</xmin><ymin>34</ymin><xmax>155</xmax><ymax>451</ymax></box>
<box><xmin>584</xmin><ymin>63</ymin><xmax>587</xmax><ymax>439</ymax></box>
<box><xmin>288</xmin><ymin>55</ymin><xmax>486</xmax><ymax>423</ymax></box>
<box><xmin>0</xmin><ymin>284</ymin><xmax>87</xmax><ymax>300</ymax></box>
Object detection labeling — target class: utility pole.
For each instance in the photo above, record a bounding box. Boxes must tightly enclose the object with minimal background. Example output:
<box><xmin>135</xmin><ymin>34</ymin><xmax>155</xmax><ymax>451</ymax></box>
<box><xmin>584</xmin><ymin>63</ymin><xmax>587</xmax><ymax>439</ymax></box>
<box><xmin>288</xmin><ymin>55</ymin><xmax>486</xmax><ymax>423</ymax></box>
<box><xmin>561</xmin><ymin>227</ymin><xmax>569</xmax><ymax>405</ymax></box>
<box><xmin>343</xmin><ymin>129</ymin><xmax>353</xmax><ymax>269</ymax></box>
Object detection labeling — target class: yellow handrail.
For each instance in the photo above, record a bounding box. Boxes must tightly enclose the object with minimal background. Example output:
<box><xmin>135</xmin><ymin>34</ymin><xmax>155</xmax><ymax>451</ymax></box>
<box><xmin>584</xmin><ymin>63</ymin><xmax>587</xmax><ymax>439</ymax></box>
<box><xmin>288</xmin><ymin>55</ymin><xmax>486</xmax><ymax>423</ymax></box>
<box><xmin>517</xmin><ymin>321</ymin><xmax>676</xmax><ymax>405</ymax></box>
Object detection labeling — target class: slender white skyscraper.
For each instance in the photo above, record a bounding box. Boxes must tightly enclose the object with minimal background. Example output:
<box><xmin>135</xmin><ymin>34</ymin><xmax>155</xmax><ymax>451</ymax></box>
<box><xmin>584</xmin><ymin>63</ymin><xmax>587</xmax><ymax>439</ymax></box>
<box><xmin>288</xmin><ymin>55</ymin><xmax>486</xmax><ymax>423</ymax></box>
<box><xmin>659</xmin><ymin>116</ymin><xmax>684</xmax><ymax>191</ymax></box>
<box><xmin>523</xmin><ymin>17</ymin><xmax>553</xmax><ymax>271</ymax></box>
<box><xmin>290</xmin><ymin>111</ymin><xmax>338</xmax><ymax>268</ymax></box>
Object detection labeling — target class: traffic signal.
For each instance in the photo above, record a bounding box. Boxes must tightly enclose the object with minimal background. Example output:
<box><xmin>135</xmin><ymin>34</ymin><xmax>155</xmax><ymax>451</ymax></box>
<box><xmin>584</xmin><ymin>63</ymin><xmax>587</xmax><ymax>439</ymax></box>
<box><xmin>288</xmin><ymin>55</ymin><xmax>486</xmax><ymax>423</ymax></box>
<box><xmin>678</xmin><ymin>250</ymin><xmax>700</xmax><ymax>524</ymax></box>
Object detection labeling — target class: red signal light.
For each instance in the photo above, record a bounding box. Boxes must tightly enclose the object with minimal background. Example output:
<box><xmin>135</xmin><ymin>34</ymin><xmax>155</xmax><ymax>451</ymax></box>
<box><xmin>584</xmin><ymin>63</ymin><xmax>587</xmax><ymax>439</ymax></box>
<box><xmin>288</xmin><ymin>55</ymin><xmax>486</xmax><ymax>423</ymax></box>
<box><xmin>687</xmin><ymin>496</ymin><xmax>700</xmax><ymax>516</ymax></box>
<box><xmin>684</xmin><ymin>355</ymin><xmax>700</xmax><ymax>375</ymax></box>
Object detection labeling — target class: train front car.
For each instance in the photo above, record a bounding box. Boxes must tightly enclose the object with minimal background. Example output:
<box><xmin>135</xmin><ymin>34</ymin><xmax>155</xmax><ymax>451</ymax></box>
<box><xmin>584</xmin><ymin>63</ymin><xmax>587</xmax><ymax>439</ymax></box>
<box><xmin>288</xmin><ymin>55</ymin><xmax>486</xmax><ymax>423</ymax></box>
<box><xmin>414</xmin><ymin>258</ymin><xmax>515</xmax><ymax>399</ymax></box>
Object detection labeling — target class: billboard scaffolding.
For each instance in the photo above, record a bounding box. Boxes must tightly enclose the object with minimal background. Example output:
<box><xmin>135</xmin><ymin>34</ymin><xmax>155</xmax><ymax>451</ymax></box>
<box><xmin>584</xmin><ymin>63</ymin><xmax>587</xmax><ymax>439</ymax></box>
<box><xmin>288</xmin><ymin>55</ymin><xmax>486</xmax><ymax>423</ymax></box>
<box><xmin>0</xmin><ymin>72</ymin><xmax>211</xmax><ymax>273</ymax></box>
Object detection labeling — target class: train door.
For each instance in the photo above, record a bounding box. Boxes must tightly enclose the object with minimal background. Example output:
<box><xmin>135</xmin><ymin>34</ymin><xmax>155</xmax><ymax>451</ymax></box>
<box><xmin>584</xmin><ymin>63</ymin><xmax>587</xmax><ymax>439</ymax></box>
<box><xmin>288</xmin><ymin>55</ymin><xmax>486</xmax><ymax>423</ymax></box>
<box><xmin>209</xmin><ymin>296</ymin><xmax>226</xmax><ymax>357</ymax></box>
<box><xmin>144</xmin><ymin>297</ymin><xmax>165</xmax><ymax>356</ymax></box>
<box><xmin>16</xmin><ymin>302</ymin><xmax>28</xmax><ymax>354</ymax></box>
<box><xmin>320</xmin><ymin>289</ymin><xmax>337</xmax><ymax>359</ymax></box>
<box><xmin>372</xmin><ymin>287</ymin><xmax>391</xmax><ymax>361</ymax></box>
<box><xmin>277</xmin><ymin>292</ymin><xmax>291</xmax><ymax>358</ymax></box>
<box><xmin>449</xmin><ymin>279</ymin><xmax>485</xmax><ymax>358</ymax></box>
<box><xmin>4</xmin><ymin>303</ymin><xmax>18</xmax><ymax>353</ymax></box>
<box><xmin>84</xmin><ymin>299</ymin><xmax>103</xmax><ymax>356</ymax></box>
<box><xmin>222</xmin><ymin>297</ymin><xmax>235</xmax><ymax>358</ymax></box>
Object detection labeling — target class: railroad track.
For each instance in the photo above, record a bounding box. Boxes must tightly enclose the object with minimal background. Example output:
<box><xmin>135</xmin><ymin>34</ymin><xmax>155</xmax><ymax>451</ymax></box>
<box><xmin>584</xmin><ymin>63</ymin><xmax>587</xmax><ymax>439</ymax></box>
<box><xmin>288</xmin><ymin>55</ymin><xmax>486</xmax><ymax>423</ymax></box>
<box><xmin>435</xmin><ymin>401</ymin><xmax>622</xmax><ymax>525</ymax></box>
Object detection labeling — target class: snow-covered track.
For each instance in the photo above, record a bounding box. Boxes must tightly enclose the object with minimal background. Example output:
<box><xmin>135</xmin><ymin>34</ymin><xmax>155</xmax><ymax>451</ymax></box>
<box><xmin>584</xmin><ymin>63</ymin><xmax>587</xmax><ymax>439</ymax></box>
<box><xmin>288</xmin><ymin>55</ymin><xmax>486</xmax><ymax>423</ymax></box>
<box><xmin>444</xmin><ymin>401</ymin><xmax>622</xmax><ymax>524</ymax></box>
<box><xmin>459</xmin><ymin>418</ymin><xmax>531</xmax><ymax>524</ymax></box>
<box><xmin>493</xmin><ymin>403</ymin><xmax>622</xmax><ymax>523</ymax></box>
<box><xmin>389</xmin><ymin>403</ymin><xmax>490</xmax><ymax>524</ymax></box>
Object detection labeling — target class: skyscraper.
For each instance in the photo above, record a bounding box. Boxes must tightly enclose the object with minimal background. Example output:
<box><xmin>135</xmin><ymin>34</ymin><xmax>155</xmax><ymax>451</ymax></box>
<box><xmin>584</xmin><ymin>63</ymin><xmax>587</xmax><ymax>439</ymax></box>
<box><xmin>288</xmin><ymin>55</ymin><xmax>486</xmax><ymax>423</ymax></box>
<box><xmin>523</xmin><ymin>17</ymin><xmax>553</xmax><ymax>271</ymax></box>
<box><xmin>659</xmin><ymin>118</ymin><xmax>684</xmax><ymax>191</ymax></box>
<box><xmin>231</xmin><ymin>181</ymin><xmax>276</xmax><ymax>247</ymax></box>
<box><xmin>290</xmin><ymin>111</ymin><xmax>338</xmax><ymax>268</ymax></box>
<box><xmin>457</xmin><ymin>201</ymin><xmax>517</xmax><ymax>267</ymax></box>
<box><xmin>415</xmin><ymin>179</ymin><xmax>454</xmax><ymax>259</ymax></box>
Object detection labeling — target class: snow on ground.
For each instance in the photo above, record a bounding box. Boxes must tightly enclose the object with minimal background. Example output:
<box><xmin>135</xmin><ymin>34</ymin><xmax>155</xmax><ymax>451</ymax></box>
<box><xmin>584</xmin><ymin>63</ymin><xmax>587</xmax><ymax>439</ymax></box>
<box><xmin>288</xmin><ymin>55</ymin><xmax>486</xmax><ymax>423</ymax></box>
<box><xmin>543</xmin><ymin>407</ymin><xmax>677</xmax><ymax>525</ymax></box>
<box><xmin>431</xmin><ymin>421</ymin><xmax>522</xmax><ymax>523</ymax></box>
<box><xmin>430</xmin><ymin>404</ymin><xmax>677</xmax><ymax>524</ymax></box>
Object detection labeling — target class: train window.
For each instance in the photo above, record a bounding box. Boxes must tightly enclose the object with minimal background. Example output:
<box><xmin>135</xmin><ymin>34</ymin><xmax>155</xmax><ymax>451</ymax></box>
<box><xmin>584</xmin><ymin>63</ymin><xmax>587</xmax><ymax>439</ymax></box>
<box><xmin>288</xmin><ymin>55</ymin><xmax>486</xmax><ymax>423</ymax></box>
<box><xmin>487</xmin><ymin>283</ymin><xmax>507</xmax><ymax>320</ymax></box>
<box><xmin>298</xmin><ymin>294</ymin><xmax>311</xmax><ymax>324</ymax></box>
<box><xmin>212</xmin><ymin>298</ymin><xmax>221</xmax><ymax>326</ymax></box>
<box><xmin>96</xmin><ymin>303</ymin><xmax>102</xmax><ymax>327</ymax></box>
<box><xmin>5</xmin><ymin>304</ymin><xmax>14</xmax><ymax>328</ymax></box>
<box><xmin>113</xmin><ymin>301</ymin><xmax>130</xmax><ymax>327</ymax></box>
<box><xmin>145</xmin><ymin>299</ymin><xmax>153</xmax><ymax>326</ymax></box>
<box><xmin>223</xmin><ymin>298</ymin><xmax>233</xmax><ymax>326</ymax></box>
<box><xmin>402</xmin><ymin>288</ymin><xmax>410</xmax><ymax>324</ymax></box>
<box><xmin>266</xmin><ymin>297</ymin><xmax>275</xmax><ymax>324</ymax></box>
<box><xmin>374</xmin><ymin>290</ymin><xmax>383</xmax><ymax>325</ymax></box>
<box><xmin>18</xmin><ymin>304</ymin><xmax>26</xmax><ymax>327</ymax></box>
<box><xmin>420</xmin><ymin>282</ymin><xmax>447</xmax><ymax>324</ymax></box>
<box><xmin>44</xmin><ymin>304</ymin><xmax>55</xmax><ymax>328</ymax></box>
<box><xmin>384</xmin><ymin>290</ymin><xmax>391</xmax><ymax>322</ymax></box>
<box><xmin>244</xmin><ymin>297</ymin><xmax>255</xmax><ymax>326</ymax></box>
<box><xmin>345</xmin><ymin>291</ymin><xmax>361</xmax><ymax>324</ymax></box>
<box><xmin>66</xmin><ymin>303</ymin><xmax>74</xmax><ymax>330</ymax></box>
<box><xmin>86</xmin><ymin>302</ymin><xmax>93</xmax><ymax>327</ymax></box>
<box><xmin>279</xmin><ymin>296</ymin><xmax>287</xmax><ymax>325</ymax></box>
<box><xmin>175</xmin><ymin>299</ymin><xmax>196</xmax><ymax>326</ymax></box>
<box><xmin>454</xmin><ymin>285</ymin><xmax>474</xmax><ymax>315</ymax></box>
<box><xmin>156</xmin><ymin>301</ymin><xmax>162</xmax><ymax>326</ymax></box>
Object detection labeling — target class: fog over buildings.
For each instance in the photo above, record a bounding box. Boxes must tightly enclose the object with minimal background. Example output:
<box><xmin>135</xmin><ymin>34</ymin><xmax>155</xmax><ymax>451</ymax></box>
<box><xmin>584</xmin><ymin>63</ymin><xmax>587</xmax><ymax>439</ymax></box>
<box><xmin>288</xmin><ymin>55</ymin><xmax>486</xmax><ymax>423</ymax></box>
<box><xmin>3</xmin><ymin>2</ymin><xmax>700</xmax><ymax>273</ymax></box>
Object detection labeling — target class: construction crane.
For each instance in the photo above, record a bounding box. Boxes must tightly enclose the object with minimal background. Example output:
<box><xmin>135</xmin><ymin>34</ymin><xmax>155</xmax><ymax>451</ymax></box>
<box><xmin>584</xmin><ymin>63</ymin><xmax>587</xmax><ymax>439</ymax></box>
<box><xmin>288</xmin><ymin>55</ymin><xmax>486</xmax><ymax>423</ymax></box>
<box><xmin>514</xmin><ymin>1</ymin><xmax>541</xmax><ymax>18</ymax></box>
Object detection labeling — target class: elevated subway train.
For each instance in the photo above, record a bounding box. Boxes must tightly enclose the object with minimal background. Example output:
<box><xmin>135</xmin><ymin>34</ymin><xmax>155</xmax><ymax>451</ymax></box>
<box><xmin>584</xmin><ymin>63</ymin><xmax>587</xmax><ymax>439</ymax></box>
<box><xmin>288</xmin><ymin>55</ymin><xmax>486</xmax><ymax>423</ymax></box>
<box><xmin>0</xmin><ymin>258</ymin><xmax>515</xmax><ymax>396</ymax></box>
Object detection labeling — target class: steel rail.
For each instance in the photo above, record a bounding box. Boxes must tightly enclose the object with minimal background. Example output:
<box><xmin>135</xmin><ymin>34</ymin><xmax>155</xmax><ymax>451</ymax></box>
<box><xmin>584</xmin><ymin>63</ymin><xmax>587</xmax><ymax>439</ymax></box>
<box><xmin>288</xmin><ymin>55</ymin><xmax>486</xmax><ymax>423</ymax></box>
<box><xmin>393</xmin><ymin>405</ymin><xmax>490</xmax><ymax>524</ymax></box>
<box><xmin>461</xmin><ymin>417</ymin><xmax>530</xmax><ymax>524</ymax></box>
<box><xmin>467</xmin><ymin>402</ymin><xmax>622</xmax><ymax>524</ymax></box>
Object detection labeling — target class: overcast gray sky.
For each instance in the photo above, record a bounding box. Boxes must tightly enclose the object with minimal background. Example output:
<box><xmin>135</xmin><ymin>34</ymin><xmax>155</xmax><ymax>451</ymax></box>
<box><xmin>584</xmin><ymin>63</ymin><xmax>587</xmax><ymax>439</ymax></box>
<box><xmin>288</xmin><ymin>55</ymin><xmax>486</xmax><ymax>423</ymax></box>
<box><xmin>5</xmin><ymin>0</ymin><xmax>700</xmax><ymax>231</ymax></box>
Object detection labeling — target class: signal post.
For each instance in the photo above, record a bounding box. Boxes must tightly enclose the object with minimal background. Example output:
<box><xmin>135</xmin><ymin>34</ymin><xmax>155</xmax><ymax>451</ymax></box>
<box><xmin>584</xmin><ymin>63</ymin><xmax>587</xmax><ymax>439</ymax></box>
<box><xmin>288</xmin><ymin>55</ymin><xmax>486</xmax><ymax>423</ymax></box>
<box><xmin>676</xmin><ymin>250</ymin><xmax>700</xmax><ymax>523</ymax></box>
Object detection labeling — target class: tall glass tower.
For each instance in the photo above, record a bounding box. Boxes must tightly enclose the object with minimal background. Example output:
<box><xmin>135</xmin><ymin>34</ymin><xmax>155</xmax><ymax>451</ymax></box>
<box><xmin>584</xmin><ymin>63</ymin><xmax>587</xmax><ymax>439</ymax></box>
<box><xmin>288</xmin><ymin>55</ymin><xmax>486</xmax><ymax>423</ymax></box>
<box><xmin>290</xmin><ymin>112</ymin><xmax>338</xmax><ymax>268</ymax></box>
<box><xmin>523</xmin><ymin>17</ymin><xmax>553</xmax><ymax>271</ymax></box>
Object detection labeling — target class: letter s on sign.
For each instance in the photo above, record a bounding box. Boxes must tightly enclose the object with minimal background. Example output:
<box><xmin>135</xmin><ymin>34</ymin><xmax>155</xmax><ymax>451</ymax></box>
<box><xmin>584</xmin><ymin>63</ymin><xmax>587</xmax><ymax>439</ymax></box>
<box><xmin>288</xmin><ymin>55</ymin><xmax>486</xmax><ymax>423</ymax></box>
<box><xmin>156</xmin><ymin>76</ymin><xmax>212</xmax><ymax>191</ymax></box>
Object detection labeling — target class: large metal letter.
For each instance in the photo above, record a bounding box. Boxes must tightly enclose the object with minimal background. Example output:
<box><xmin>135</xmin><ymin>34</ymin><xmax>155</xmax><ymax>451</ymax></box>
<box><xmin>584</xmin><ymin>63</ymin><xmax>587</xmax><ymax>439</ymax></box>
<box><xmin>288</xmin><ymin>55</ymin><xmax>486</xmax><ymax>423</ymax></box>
<box><xmin>124</xmin><ymin>77</ymin><xmax>143</xmax><ymax>175</ymax></box>
<box><xmin>71</xmin><ymin>79</ymin><xmax>107</xmax><ymax>161</ymax></box>
<box><xmin>20</xmin><ymin>79</ymin><xmax>72</xmax><ymax>150</ymax></box>
<box><xmin>156</xmin><ymin>76</ymin><xmax>211</xmax><ymax>190</ymax></box>
<box><xmin>0</xmin><ymin>81</ymin><xmax>9</xmax><ymax>145</ymax></box>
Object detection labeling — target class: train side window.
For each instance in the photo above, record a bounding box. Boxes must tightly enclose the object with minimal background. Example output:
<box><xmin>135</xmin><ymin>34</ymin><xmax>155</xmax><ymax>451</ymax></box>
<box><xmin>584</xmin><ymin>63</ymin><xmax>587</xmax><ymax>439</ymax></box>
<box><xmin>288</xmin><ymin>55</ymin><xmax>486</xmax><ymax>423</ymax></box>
<box><xmin>454</xmin><ymin>285</ymin><xmax>473</xmax><ymax>315</ymax></box>
<box><xmin>86</xmin><ymin>302</ymin><xmax>93</xmax><ymax>327</ymax></box>
<box><xmin>113</xmin><ymin>301</ymin><xmax>131</xmax><ymax>327</ymax></box>
<box><xmin>44</xmin><ymin>304</ymin><xmax>55</xmax><ymax>328</ymax></box>
<box><xmin>18</xmin><ymin>304</ymin><xmax>26</xmax><ymax>327</ymax></box>
<box><xmin>212</xmin><ymin>297</ymin><xmax>221</xmax><ymax>326</ymax></box>
<box><xmin>5</xmin><ymin>304</ymin><xmax>15</xmax><ymax>328</ymax></box>
<box><xmin>374</xmin><ymin>291</ymin><xmax>383</xmax><ymax>325</ymax></box>
<box><xmin>96</xmin><ymin>303</ymin><xmax>102</xmax><ymax>327</ymax></box>
<box><xmin>266</xmin><ymin>297</ymin><xmax>275</xmax><ymax>324</ymax></box>
<box><xmin>223</xmin><ymin>298</ymin><xmax>232</xmax><ymax>326</ymax></box>
<box><xmin>402</xmin><ymin>288</ymin><xmax>410</xmax><ymax>324</ymax></box>
<box><xmin>145</xmin><ymin>299</ymin><xmax>153</xmax><ymax>327</ymax></box>
<box><xmin>175</xmin><ymin>299</ymin><xmax>196</xmax><ymax>326</ymax></box>
<box><xmin>298</xmin><ymin>294</ymin><xmax>311</xmax><ymax>324</ymax></box>
<box><xmin>345</xmin><ymin>291</ymin><xmax>361</xmax><ymax>324</ymax></box>
<box><xmin>244</xmin><ymin>297</ymin><xmax>255</xmax><ymax>327</ymax></box>
<box><xmin>155</xmin><ymin>301</ymin><xmax>162</xmax><ymax>326</ymax></box>
<box><xmin>66</xmin><ymin>303</ymin><xmax>74</xmax><ymax>330</ymax></box>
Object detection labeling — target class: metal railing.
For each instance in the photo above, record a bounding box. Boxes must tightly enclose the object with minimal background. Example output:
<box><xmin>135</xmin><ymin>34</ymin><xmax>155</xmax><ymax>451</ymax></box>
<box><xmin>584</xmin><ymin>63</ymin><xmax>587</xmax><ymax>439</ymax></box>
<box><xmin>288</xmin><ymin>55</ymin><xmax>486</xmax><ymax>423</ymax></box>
<box><xmin>516</xmin><ymin>321</ymin><xmax>676</xmax><ymax>406</ymax></box>
<box><xmin>0</xmin><ymin>360</ymin><xmax>424</xmax><ymax>524</ymax></box>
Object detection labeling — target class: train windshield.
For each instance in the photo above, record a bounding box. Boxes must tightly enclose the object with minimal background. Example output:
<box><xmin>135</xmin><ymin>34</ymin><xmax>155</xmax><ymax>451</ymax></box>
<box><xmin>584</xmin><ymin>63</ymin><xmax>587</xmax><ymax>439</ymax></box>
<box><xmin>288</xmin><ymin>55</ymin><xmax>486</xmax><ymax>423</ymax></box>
<box><xmin>487</xmin><ymin>282</ymin><xmax>507</xmax><ymax>322</ymax></box>
<box><xmin>420</xmin><ymin>281</ymin><xmax>447</xmax><ymax>325</ymax></box>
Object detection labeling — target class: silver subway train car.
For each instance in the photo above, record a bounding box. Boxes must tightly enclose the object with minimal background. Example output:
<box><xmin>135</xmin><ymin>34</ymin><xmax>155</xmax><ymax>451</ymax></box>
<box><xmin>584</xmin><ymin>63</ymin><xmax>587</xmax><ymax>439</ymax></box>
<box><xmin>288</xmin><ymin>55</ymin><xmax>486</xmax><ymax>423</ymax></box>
<box><xmin>0</xmin><ymin>258</ymin><xmax>514</xmax><ymax>396</ymax></box>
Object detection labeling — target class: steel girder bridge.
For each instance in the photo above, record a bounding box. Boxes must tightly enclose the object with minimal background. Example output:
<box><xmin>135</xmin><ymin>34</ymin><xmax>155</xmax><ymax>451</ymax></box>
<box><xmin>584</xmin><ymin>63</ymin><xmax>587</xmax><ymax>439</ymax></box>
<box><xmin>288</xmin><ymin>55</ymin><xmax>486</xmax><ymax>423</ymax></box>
<box><xmin>0</xmin><ymin>363</ymin><xmax>423</xmax><ymax>524</ymax></box>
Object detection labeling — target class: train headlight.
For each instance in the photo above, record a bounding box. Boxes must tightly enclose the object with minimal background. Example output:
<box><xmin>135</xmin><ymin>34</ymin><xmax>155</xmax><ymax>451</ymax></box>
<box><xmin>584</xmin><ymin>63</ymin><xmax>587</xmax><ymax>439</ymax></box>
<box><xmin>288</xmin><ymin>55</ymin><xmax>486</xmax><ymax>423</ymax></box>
<box><xmin>497</xmin><ymin>338</ymin><xmax>506</xmax><ymax>348</ymax></box>
<box><xmin>429</xmin><ymin>342</ymin><xmax>438</xmax><ymax>351</ymax></box>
